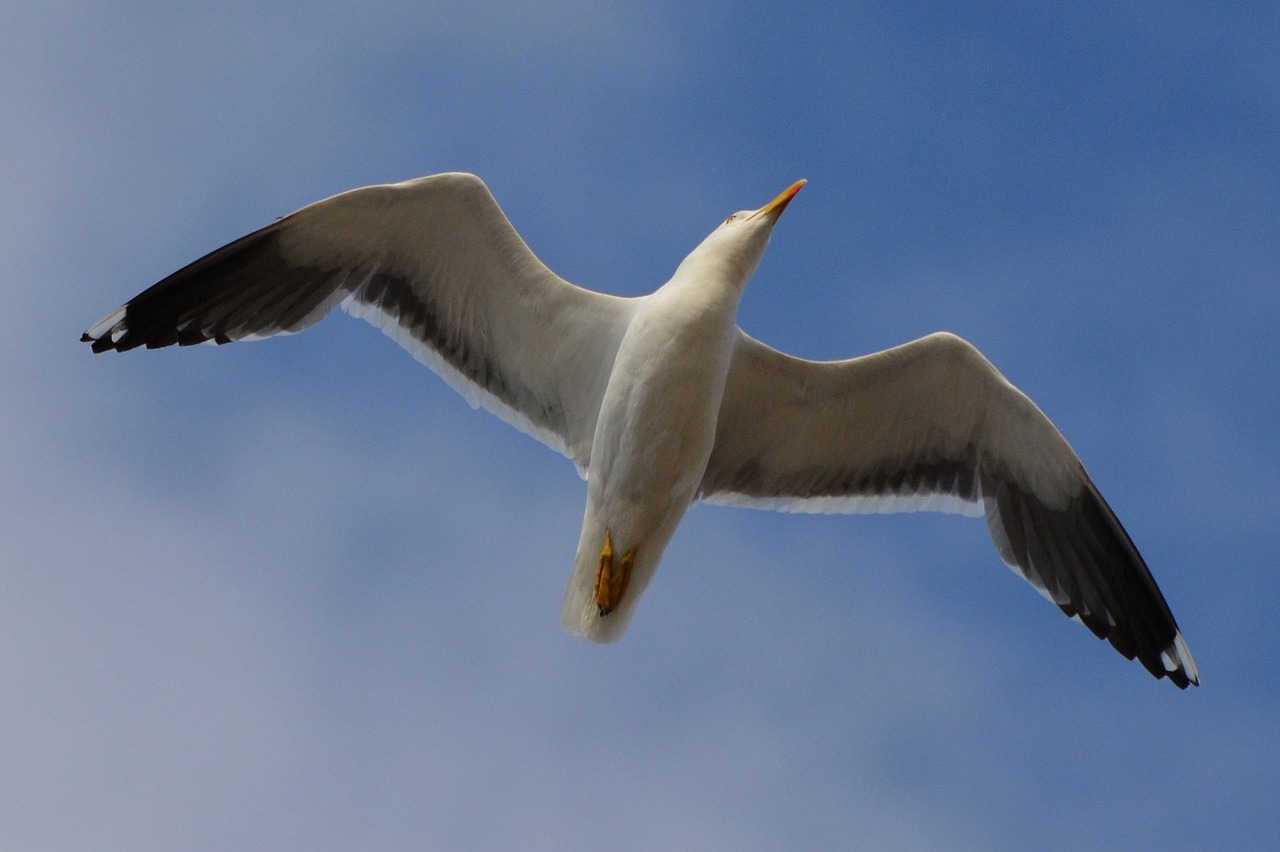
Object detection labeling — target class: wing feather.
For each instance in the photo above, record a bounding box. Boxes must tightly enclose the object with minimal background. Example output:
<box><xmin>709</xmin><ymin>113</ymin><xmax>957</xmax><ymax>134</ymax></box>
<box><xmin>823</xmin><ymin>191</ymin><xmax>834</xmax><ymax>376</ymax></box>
<box><xmin>701</xmin><ymin>330</ymin><xmax>1198</xmax><ymax>687</ymax></box>
<box><xmin>82</xmin><ymin>172</ymin><xmax>636</xmax><ymax>470</ymax></box>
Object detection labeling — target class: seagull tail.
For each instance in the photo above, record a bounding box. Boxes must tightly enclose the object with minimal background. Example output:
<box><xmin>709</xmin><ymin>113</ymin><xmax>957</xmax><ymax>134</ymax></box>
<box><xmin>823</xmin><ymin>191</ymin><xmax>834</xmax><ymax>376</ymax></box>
<box><xmin>559</xmin><ymin>554</ymin><xmax>637</xmax><ymax>644</ymax></box>
<box><xmin>559</xmin><ymin>524</ymin><xmax>665</xmax><ymax>643</ymax></box>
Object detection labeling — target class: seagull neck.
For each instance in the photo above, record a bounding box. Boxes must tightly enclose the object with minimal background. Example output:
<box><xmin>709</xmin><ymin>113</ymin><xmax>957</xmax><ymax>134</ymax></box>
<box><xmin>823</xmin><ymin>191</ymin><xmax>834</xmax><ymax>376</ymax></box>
<box><xmin>655</xmin><ymin>263</ymin><xmax>748</xmax><ymax>320</ymax></box>
<box><xmin>670</xmin><ymin>246</ymin><xmax>755</xmax><ymax>295</ymax></box>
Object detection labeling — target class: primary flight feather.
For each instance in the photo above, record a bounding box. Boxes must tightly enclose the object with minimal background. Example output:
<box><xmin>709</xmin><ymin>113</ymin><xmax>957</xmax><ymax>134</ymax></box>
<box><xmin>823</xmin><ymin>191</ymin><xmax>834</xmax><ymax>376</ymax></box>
<box><xmin>82</xmin><ymin>172</ymin><xmax>1198</xmax><ymax>688</ymax></box>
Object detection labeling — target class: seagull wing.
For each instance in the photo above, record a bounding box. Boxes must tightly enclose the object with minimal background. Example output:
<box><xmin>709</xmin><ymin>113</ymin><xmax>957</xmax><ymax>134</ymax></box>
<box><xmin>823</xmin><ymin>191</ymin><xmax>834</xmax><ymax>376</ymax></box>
<box><xmin>82</xmin><ymin>172</ymin><xmax>636</xmax><ymax>471</ymax></box>
<box><xmin>701</xmin><ymin>330</ymin><xmax>1198</xmax><ymax>687</ymax></box>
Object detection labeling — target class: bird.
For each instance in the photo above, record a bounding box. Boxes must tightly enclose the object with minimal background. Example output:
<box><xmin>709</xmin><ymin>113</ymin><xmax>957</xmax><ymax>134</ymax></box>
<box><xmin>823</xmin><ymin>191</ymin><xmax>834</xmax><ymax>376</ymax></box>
<box><xmin>82</xmin><ymin>171</ymin><xmax>1199</xmax><ymax>688</ymax></box>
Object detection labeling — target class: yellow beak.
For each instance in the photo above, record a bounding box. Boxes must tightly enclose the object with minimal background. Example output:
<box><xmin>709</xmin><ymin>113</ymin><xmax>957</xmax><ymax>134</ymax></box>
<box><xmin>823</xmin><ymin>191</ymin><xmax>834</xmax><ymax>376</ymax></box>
<box><xmin>753</xmin><ymin>179</ymin><xmax>807</xmax><ymax>219</ymax></box>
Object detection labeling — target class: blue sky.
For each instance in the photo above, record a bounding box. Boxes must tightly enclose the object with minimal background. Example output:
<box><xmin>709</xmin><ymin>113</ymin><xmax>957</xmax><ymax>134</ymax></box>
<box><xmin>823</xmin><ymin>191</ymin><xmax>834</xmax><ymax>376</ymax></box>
<box><xmin>5</xmin><ymin>1</ymin><xmax>1278</xmax><ymax>848</ymax></box>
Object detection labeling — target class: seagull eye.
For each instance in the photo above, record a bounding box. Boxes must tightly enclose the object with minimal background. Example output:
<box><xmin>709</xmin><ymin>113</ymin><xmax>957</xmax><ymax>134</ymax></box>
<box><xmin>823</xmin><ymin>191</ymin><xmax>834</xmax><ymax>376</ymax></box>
<box><xmin>725</xmin><ymin>214</ymin><xmax>738</xmax><ymax>224</ymax></box>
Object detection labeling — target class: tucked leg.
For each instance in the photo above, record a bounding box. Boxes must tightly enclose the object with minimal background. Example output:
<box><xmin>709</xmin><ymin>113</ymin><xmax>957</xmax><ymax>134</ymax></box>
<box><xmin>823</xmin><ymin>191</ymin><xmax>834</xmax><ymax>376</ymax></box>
<box><xmin>594</xmin><ymin>532</ymin><xmax>635</xmax><ymax>616</ymax></box>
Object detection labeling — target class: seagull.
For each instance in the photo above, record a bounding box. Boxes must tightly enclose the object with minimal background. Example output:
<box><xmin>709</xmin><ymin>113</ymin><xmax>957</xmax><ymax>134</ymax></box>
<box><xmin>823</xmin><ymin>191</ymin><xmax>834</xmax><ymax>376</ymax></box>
<box><xmin>82</xmin><ymin>172</ymin><xmax>1198</xmax><ymax>688</ymax></box>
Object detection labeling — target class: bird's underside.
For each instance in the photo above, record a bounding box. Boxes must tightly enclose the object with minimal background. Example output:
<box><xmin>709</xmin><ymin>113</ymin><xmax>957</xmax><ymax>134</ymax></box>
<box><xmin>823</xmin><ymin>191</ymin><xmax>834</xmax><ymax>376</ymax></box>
<box><xmin>81</xmin><ymin>171</ymin><xmax>1199</xmax><ymax>688</ymax></box>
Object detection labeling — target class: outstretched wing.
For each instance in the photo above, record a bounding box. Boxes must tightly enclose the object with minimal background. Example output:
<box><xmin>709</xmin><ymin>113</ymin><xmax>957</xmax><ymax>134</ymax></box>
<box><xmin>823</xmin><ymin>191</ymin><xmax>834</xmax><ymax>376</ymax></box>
<box><xmin>701</xmin><ymin>330</ymin><xmax>1198</xmax><ymax>688</ymax></box>
<box><xmin>82</xmin><ymin>172</ymin><xmax>636</xmax><ymax>471</ymax></box>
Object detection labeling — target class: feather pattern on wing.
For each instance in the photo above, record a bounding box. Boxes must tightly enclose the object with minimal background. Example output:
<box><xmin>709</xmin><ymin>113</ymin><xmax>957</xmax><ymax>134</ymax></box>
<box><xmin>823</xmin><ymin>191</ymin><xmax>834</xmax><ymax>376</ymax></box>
<box><xmin>82</xmin><ymin>173</ymin><xmax>635</xmax><ymax>471</ymax></box>
<box><xmin>701</xmin><ymin>331</ymin><xmax>1198</xmax><ymax>687</ymax></box>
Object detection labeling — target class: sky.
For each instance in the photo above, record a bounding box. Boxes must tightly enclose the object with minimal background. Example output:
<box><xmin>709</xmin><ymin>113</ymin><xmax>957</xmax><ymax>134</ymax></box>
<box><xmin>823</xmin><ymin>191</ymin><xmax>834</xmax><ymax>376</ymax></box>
<box><xmin>4</xmin><ymin>1</ymin><xmax>1278</xmax><ymax>849</ymax></box>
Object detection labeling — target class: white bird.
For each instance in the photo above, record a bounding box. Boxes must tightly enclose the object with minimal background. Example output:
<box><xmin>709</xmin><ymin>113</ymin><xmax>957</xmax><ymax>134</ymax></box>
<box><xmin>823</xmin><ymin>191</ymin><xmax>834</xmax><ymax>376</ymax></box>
<box><xmin>83</xmin><ymin>172</ymin><xmax>1199</xmax><ymax>688</ymax></box>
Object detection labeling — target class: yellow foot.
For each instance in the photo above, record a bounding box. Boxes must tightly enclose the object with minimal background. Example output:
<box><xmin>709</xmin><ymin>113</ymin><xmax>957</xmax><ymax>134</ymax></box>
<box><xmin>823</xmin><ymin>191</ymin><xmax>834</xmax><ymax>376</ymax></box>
<box><xmin>594</xmin><ymin>531</ymin><xmax>635</xmax><ymax>617</ymax></box>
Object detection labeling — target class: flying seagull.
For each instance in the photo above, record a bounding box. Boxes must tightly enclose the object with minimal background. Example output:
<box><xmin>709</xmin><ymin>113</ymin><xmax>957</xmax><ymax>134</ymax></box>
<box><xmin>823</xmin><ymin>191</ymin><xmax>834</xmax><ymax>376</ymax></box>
<box><xmin>82</xmin><ymin>172</ymin><xmax>1198</xmax><ymax>688</ymax></box>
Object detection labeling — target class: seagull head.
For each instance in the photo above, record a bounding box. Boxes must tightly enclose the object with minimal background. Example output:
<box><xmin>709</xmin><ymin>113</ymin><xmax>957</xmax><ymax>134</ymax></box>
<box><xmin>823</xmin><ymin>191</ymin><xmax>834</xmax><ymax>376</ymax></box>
<box><xmin>675</xmin><ymin>179</ymin><xmax>807</xmax><ymax>289</ymax></box>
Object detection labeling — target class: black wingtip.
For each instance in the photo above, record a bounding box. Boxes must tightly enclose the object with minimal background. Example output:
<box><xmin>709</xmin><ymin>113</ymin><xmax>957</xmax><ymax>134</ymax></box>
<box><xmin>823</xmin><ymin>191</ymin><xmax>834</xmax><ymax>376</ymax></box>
<box><xmin>84</xmin><ymin>331</ymin><xmax>118</xmax><ymax>353</ymax></box>
<box><xmin>1122</xmin><ymin>629</ymin><xmax>1199</xmax><ymax>689</ymax></box>
<box><xmin>1161</xmin><ymin>663</ymin><xmax>1196</xmax><ymax>690</ymax></box>
<box><xmin>1153</xmin><ymin>661</ymin><xmax>1192</xmax><ymax>690</ymax></box>
<box><xmin>79</xmin><ymin>222</ymin><xmax>292</xmax><ymax>356</ymax></box>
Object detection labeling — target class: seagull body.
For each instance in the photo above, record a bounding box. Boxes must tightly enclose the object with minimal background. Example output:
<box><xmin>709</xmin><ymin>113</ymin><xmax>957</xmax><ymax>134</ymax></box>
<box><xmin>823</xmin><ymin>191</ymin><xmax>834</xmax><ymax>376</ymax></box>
<box><xmin>83</xmin><ymin>172</ymin><xmax>1198</xmax><ymax>687</ymax></box>
<box><xmin>566</xmin><ymin>188</ymin><xmax>791</xmax><ymax>636</ymax></box>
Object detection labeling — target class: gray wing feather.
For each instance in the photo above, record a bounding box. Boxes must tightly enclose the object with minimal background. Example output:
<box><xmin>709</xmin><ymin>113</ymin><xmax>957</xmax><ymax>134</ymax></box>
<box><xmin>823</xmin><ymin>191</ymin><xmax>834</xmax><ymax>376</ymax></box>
<box><xmin>82</xmin><ymin>173</ymin><xmax>635</xmax><ymax>470</ymax></box>
<box><xmin>701</xmin><ymin>330</ymin><xmax>1198</xmax><ymax>688</ymax></box>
